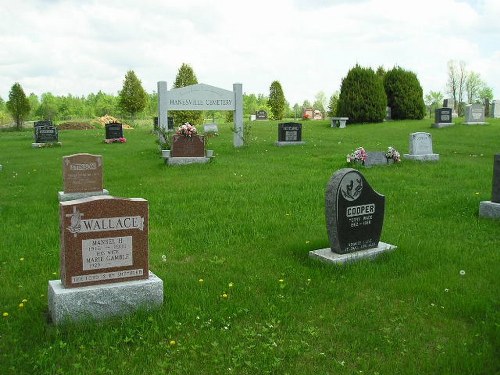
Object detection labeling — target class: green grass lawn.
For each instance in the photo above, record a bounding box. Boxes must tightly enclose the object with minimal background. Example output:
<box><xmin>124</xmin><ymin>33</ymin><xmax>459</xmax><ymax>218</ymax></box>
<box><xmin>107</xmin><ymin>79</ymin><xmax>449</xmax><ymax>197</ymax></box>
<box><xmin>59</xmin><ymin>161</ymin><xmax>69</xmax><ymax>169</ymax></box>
<box><xmin>0</xmin><ymin>118</ymin><xmax>499</xmax><ymax>374</ymax></box>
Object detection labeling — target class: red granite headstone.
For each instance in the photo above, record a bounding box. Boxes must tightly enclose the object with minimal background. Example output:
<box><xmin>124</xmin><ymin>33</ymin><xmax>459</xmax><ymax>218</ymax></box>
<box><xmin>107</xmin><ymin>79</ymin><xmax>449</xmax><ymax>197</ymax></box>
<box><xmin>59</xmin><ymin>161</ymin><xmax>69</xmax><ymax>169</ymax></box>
<box><xmin>59</xmin><ymin>196</ymin><xmax>149</xmax><ymax>288</ymax></box>
<box><xmin>171</xmin><ymin>135</ymin><xmax>205</xmax><ymax>157</ymax></box>
<box><xmin>63</xmin><ymin>153</ymin><xmax>103</xmax><ymax>193</ymax></box>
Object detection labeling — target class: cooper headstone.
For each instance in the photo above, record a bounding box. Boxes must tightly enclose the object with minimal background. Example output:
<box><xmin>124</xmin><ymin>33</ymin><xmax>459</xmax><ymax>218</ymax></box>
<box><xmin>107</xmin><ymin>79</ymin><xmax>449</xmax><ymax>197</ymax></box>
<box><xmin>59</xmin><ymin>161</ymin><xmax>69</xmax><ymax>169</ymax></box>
<box><xmin>403</xmin><ymin>132</ymin><xmax>439</xmax><ymax>161</ymax></box>
<box><xmin>309</xmin><ymin>168</ymin><xmax>396</xmax><ymax>263</ymax></box>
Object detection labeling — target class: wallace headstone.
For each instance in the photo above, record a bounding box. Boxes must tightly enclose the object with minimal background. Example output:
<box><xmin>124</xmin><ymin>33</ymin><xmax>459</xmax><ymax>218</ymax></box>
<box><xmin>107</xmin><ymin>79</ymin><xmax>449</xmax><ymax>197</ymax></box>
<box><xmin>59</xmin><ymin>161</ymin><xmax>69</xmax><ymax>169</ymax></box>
<box><xmin>479</xmin><ymin>154</ymin><xmax>500</xmax><ymax>219</ymax></box>
<box><xmin>403</xmin><ymin>132</ymin><xmax>439</xmax><ymax>161</ymax></box>
<box><xmin>276</xmin><ymin>122</ymin><xmax>304</xmax><ymax>146</ymax></box>
<box><xmin>463</xmin><ymin>104</ymin><xmax>486</xmax><ymax>125</ymax></box>
<box><xmin>48</xmin><ymin>195</ymin><xmax>163</xmax><ymax>324</ymax></box>
<box><xmin>58</xmin><ymin>153</ymin><xmax>109</xmax><ymax>201</ymax></box>
<box><xmin>309</xmin><ymin>168</ymin><xmax>396</xmax><ymax>264</ymax></box>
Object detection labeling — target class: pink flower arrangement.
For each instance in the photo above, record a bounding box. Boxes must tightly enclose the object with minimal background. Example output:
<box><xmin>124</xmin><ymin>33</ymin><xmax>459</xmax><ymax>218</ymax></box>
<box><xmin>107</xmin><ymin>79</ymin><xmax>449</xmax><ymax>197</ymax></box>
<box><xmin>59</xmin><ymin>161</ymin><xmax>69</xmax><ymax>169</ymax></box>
<box><xmin>385</xmin><ymin>146</ymin><xmax>401</xmax><ymax>162</ymax></box>
<box><xmin>104</xmin><ymin>137</ymin><xmax>127</xmax><ymax>144</ymax></box>
<box><xmin>176</xmin><ymin>123</ymin><xmax>198</xmax><ymax>138</ymax></box>
<box><xmin>347</xmin><ymin>147</ymin><xmax>367</xmax><ymax>163</ymax></box>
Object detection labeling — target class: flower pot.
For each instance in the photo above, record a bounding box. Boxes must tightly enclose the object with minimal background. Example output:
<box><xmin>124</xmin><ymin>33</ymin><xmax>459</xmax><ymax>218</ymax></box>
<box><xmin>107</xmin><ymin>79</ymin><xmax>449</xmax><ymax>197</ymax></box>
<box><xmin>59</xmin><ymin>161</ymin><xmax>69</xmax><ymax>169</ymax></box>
<box><xmin>206</xmin><ymin>149</ymin><xmax>214</xmax><ymax>158</ymax></box>
<box><xmin>161</xmin><ymin>150</ymin><xmax>171</xmax><ymax>158</ymax></box>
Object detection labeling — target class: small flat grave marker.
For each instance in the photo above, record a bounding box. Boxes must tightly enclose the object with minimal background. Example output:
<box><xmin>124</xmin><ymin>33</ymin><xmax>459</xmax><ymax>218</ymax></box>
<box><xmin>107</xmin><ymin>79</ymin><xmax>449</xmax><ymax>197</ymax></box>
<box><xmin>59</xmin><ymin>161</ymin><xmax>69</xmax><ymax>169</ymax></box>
<box><xmin>364</xmin><ymin>152</ymin><xmax>393</xmax><ymax>167</ymax></box>
<box><xmin>309</xmin><ymin>168</ymin><xmax>396</xmax><ymax>264</ymax></box>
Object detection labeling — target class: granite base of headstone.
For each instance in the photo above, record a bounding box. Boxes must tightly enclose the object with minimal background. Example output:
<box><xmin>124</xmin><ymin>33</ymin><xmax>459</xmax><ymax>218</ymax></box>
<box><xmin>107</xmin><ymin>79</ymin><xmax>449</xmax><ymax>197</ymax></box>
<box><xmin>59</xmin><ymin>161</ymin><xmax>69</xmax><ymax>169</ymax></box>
<box><xmin>166</xmin><ymin>156</ymin><xmax>211</xmax><ymax>165</ymax></box>
<box><xmin>479</xmin><ymin>154</ymin><xmax>500</xmax><ymax>219</ymax></box>
<box><xmin>58</xmin><ymin>153</ymin><xmax>110</xmax><ymax>202</ymax></box>
<box><xmin>431</xmin><ymin>108</ymin><xmax>454</xmax><ymax>128</ymax></box>
<box><xmin>48</xmin><ymin>195</ymin><xmax>163</xmax><ymax>324</ymax></box>
<box><xmin>309</xmin><ymin>168</ymin><xmax>396</xmax><ymax>264</ymax></box>
<box><xmin>403</xmin><ymin>132</ymin><xmax>439</xmax><ymax>161</ymax></box>
<box><xmin>463</xmin><ymin>104</ymin><xmax>487</xmax><ymax>125</ymax></box>
<box><xmin>48</xmin><ymin>271</ymin><xmax>163</xmax><ymax>324</ymax></box>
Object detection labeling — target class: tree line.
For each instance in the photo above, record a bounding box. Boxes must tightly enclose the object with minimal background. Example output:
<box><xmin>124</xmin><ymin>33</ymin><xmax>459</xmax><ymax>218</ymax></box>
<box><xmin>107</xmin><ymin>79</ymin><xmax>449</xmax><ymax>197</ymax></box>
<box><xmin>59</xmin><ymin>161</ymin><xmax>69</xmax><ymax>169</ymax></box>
<box><xmin>1</xmin><ymin>61</ymin><xmax>494</xmax><ymax>129</ymax></box>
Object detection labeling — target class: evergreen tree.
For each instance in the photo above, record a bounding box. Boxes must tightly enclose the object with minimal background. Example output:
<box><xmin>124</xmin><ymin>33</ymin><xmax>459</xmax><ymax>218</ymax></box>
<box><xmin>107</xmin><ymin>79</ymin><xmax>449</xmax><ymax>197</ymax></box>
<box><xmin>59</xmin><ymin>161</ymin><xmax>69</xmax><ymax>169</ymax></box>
<box><xmin>173</xmin><ymin>63</ymin><xmax>203</xmax><ymax>125</ymax></box>
<box><xmin>118</xmin><ymin>70</ymin><xmax>147</xmax><ymax>119</ymax></box>
<box><xmin>337</xmin><ymin>65</ymin><xmax>386</xmax><ymax>123</ymax></box>
<box><xmin>6</xmin><ymin>82</ymin><xmax>30</xmax><ymax>130</ymax></box>
<box><xmin>384</xmin><ymin>66</ymin><xmax>425</xmax><ymax>120</ymax></box>
<box><xmin>268</xmin><ymin>81</ymin><xmax>286</xmax><ymax>120</ymax></box>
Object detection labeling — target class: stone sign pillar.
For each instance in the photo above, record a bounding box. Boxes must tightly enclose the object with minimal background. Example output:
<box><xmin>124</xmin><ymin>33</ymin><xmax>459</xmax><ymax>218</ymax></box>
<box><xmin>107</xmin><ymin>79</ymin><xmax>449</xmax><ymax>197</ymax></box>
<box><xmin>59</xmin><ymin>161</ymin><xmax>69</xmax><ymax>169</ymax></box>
<box><xmin>479</xmin><ymin>154</ymin><xmax>500</xmax><ymax>219</ymax></box>
<box><xmin>158</xmin><ymin>81</ymin><xmax>169</xmax><ymax>132</ymax></box>
<box><xmin>233</xmin><ymin>83</ymin><xmax>244</xmax><ymax>148</ymax></box>
<box><xmin>309</xmin><ymin>168</ymin><xmax>396</xmax><ymax>264</ymax></box>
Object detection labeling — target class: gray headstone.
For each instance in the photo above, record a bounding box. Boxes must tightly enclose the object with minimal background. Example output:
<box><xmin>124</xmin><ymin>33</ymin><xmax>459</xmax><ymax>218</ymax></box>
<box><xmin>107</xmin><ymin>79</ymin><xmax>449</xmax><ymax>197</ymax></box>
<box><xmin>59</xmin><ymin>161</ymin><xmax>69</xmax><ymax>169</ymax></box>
<box><xmin>464</xmin><ymin>104</ymin><xmax>486</xmax><ymax>124</ymax></box>
<box><xmin>203</xmin><ymin>123</ymin><xmax>218</xmax><ymax>134</ymax></box>
<box><xmin>492</xmin><ymin>154</ymin><xmax>500</xmax><ymax>203</ymax></box>
<box><xmin>325</xmin><ymin>168</ymin><xmax>385</xmax><ymax>254</ymax></box>
<box><xmin>364</xmin><ymin>152</ymin><xmax>392</xmax><ymax>167</ymax></box>
<box><xmin>491</xmin><ymin>100</ymin><xmax>500</xmax><ymax>118</ymax></box>
<box><xmin>404</xmin><ymin>132</ymin><xmax>439</xmax><ymax>161</ymax></box>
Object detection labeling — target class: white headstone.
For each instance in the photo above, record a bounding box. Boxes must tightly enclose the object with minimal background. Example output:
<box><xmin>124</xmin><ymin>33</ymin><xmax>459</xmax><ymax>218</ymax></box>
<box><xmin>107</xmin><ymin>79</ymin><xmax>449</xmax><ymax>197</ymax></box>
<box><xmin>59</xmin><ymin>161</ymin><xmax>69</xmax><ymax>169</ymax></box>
<box><xmin>403</xmin><ymin>132</ymin><xmax>439</xmax><ymax>161</ymax></box>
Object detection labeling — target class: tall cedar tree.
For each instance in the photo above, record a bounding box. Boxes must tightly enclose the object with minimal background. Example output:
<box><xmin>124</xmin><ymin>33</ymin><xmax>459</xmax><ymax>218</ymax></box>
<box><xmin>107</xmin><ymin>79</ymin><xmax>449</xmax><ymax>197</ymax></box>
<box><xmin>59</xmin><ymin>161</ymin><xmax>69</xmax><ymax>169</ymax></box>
<box><xmin>118</xmin><ymin>70</ymin><xmax>147</xmax><ymax>119</ymax></box>
<box><xmin>173</xmin><ymin>63</ymin><xmax>203</xmax><ymax>125</ymax></box>
<box><xmin>7</xmin><ymin>82</ymin><xmax>30</xmax><ymax>130</ymax></box>
<box><xmin>384</xmin><ymin>66</ymin><xmax>425</xmax><ymax>120</ymax></box>
<box><xmin>337</xmin><ymin>65</ymin><xmax>387</xmax><ymax>123</ymax></box>
<box><xmin>268</xmin><ymin>81</ymin><xmax>286</xmax><ymax>120</ymax></box>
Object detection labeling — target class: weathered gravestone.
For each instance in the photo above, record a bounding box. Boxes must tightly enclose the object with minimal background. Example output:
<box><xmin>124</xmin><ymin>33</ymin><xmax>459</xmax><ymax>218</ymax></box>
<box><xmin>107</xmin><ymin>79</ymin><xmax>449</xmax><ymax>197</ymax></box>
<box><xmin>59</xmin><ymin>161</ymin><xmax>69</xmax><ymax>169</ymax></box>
<box><xmin>256</xmin><ymin>110</ymin><xmax>268</xmax><ymax>120</ymax></box>
<box><xmin>364</xmin><ymin>152</ymin><xmax>393</xmax><ymax>167</ymax></box>
<box><xmin>33</xmin><ymin>121</ymin><xmax>60</xmax><ymax>147</ymax></box>
<box><xmin>105</xmin><ymin>122</ymin><xmax>124</xmax><ymax>139</ymax></box>
<box><xmin>385</xmin><ymin>106</ymin><xmax>392</xmax><ymax>121</ymax></box>
<box><xmin>463</xmin><ymin>104</ymin><xmax>486</xmax><ymax>125</ymax></box>
<box><xmin>432</xmin><ymin>108</ymin><xmax>453</xmax><ymax>128</ymax></box>
<box><xmin>276</xmin><ymin>122</ymin><xmax>304</xmax><ymax>146</ymax></box>
<box><xmin>58</xmin><ymin>154</ymin><xmax>109</xmax><ymax>201</ymax></box>
<box><xmin>403</xmin><ymin>132</ymin><xmax>439</xmax><ymax>161</ymax></box>
<box><xmin>309</xmin><ymin>168</ymin><xmax>396</xmax><ymax>264</ymax></box>
<box><xmin>491</xmin><ymin>100</ymin><xmax>500</xmax><ymax>118</ymax></box>
<box><xmin>479</xmin><ymin>154</ymin><xmax>500</xmax><ymax>219</ymax></box>
<box><xmin>48</xmin><ymin>195</ymin><xmax>163</xmax><ymax>324</ymax></box>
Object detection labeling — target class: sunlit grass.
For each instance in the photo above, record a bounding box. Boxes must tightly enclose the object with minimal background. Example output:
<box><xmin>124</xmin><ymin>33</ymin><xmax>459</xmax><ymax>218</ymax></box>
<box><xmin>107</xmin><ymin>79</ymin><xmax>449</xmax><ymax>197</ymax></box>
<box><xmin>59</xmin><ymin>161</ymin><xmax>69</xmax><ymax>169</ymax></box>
<box><xmin>0</xmin><ymin>118</ymin><xmax>499</xmax><ymax>374</ymax></box>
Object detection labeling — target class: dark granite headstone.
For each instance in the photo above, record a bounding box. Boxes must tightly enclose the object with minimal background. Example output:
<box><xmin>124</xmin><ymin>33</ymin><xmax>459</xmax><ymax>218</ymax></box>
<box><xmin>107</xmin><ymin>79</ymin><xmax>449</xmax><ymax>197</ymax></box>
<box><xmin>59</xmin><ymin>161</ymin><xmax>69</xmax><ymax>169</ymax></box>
<box><xmin>325</xmin><ymin>168</ymin><xmax>385</xmax><ymax>254</ymax></box>
<box><xmin>492</xmin><ymin>154</ymin><xmax>500</xmax><ymax>203</ymax></box>
<box><xmin>278</xmin><ymin>122</ymin><xmax>302</xmax><ymax>142</ymax></box>
<box><xmin>105</xmin><ymin>123</ymin><xmax>123</xmax><ymax>139</ymax></box>
<box><xmin>435</xmin><ymin>108</ymin><xmax>452</xmax><ymax>124</ymax></box>
<box><xmin>256</xmin><ymin>110</ymin><xmax>268</xmax><ymax>120</ymax></box>
<box><xmin>168</xmin><ymin>117</ymin><xmax>174</xmax><ymax>130</ymax></box>
<box><xmin>35</xmin><ymin>125</ymin><xmax>59</xmax><ymax>143</ymax></box>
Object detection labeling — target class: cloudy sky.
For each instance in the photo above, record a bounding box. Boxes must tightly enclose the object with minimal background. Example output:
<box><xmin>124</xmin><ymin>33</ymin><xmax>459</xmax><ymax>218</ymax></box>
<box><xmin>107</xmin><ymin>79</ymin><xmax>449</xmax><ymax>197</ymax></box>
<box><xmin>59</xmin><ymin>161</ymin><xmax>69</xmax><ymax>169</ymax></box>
<box><xmin>1</xmin><ymin>0</ymin><xmax>499</xmax><ymax>105</ymax></box>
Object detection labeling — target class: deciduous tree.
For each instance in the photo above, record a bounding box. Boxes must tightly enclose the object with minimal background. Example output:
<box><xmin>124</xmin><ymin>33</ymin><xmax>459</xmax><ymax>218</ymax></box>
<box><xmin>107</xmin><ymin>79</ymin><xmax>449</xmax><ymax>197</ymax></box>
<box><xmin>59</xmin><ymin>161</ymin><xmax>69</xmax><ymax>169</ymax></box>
<box><xmin>6</xmin><ymin>82</ymin><xmax>30</xmax><ymax>130</ymax></box>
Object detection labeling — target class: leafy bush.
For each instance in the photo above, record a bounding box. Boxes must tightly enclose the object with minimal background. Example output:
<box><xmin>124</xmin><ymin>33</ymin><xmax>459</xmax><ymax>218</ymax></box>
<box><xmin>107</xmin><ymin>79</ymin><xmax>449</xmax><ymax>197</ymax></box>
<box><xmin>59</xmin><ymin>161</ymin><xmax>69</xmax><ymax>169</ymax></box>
<box><xmin>384</xmin><ymin>66</ymin><xmax>425</xmax><ymax>120</ymax></box>
<box><xmin>337</xmin><ymin>65</ymin><xmax>386</xmax><ymax>123</ymax></box>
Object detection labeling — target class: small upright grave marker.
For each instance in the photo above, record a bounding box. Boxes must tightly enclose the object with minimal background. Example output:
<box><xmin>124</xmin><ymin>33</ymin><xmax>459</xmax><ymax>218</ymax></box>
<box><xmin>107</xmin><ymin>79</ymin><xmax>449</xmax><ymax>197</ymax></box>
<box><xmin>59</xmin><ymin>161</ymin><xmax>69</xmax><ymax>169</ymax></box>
<box><xmin>432</xmin><ymin>108</ymin><xmax>453</xmax><ymax>128</ymax></box>
<box><xmin>256</xmin><ymin>110</ymin><xmax>268</xmax><ymax>120</ymax></box>
<box><xmin>491</xmin><ymin>100</ymin><xmax>500</xmax><ymax>118</ymax></box>
<box><xmin>58</xmin><ymin>153</ymin><xmax>109</xmax><ymax>201</ymax></box>
<box><xmin>463</xmin><ymin>104</ymin><xmax>487</xmax><ymax>125</ymax></box>
<box><xmin>309</xmin><ymin>168</ymin><xmax>396</xmax><ymax>263</ymax></box>
<box><xmin>48</xmin><ymin>195</ymin><xmax>163</xmax><ymax>324</ymax></box>
<box><xmin>104</xmin><ymin>122</ymin><xmax>125</xmax><ymax>142</ymax></box>
<box><xmin>403</xmin><ymin>132</ymin><xmax>439</xmax><ymax>161</ymax></box>
<box><xmin>33</xmin><ymin>120</ymin><xmax>60</xmax><ymax>147</ymax></box>
<box><xmin>276</xmin><ymin>122</ymin><xmax>304</xmax><ymax>146</ymax></box>
<box><xmin>479</xmin><ymin>154</ymin><xmax>500</xmax><ymax>219</ymax></box>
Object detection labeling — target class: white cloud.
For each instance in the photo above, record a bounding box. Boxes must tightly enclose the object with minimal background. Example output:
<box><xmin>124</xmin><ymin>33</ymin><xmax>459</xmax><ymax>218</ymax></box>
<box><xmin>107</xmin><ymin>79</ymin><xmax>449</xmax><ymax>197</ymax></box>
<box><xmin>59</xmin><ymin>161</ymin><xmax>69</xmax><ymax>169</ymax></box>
<box><xmin>0</xmin><ymin>0</ymin><xmax>498</xmax><ymax>105</ymax></box>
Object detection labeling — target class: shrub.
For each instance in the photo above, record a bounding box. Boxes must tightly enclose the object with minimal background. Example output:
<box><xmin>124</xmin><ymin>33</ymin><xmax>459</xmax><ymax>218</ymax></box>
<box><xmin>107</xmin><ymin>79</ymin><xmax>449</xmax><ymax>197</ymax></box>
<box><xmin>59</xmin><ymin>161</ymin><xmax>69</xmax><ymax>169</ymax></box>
<box><xmin>337</xmin><ymin>65</ymin><xmax>386</xmax><ymax>123</ymax></box>
<box><xmin>384</xmin><ymin>66</ymin><xmax>425</xmax><ymax>120</ymax></box>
